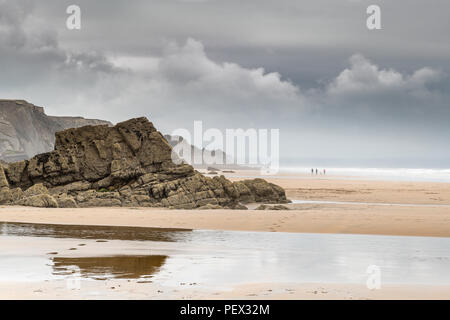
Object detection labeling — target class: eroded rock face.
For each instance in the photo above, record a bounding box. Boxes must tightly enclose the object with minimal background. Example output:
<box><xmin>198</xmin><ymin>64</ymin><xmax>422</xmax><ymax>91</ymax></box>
<box><xmin>0</xmin><ymin>100</ymin><xmax>112</xmax><ymax>162</ymax></box>
<box><xmin>0</xmin><ymin>117</ymin><xmax>288</xmax><ymax>208</ymax></box>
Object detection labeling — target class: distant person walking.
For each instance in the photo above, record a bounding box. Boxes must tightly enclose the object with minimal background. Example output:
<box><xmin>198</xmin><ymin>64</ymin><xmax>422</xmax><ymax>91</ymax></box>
<box><xmin>311</xmin><ymin>168</ymin><xmax>314</xmax><ymax>175</ymax></box>
<box><xmin>315</xmin><ymin>169</ymin><xmax>318</xmax><ymax>175</ymax></box>
<box><xmin>323</xmin><ymin>169</ymin><xmax>326</xmax><ymax>175</ymax></box>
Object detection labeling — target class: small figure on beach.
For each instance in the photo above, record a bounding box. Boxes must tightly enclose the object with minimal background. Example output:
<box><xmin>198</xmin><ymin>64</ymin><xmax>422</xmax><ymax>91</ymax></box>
<box><xmin>323</xmin><ymin>169</ymin><xmax>326</xmax><ymax>175</ymax></box>
<box><xmin>311</xmin><ymin>168</ymin><xmax>314</xmax><ymax>175</ymax></box>
<box><xmin>315</xmin><ymin>169</ymin><xmax>318</xmax><ymax>175</ymax></box>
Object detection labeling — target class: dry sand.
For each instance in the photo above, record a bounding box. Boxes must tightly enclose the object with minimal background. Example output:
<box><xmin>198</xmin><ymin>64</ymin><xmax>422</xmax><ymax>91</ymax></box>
<box><xmin>2</xmin><ymin>171</ymin><xmax>450</xmax><ymax>300</ymax></box>
<box><xmin>224</xmin><ymin>169</ymin><xmax>450</xmax><ymax>205</ymax></box>
<box><xmin>1</xmin><ymin>171</ymin><xmax>450</xmax><ymax>237</ymax></box>
<box><xmin>0</xmin><ymin>171</ymin><xmax>450</xmax><ymax>237</ymax></box>
<box><xmin>1</xmin><ymin>204</ymin><xmax>450</xmax><ymax>237</ymax></box>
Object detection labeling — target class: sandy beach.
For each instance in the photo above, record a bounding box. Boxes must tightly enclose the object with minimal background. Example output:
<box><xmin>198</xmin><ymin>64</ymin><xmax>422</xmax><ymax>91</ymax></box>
<box><xmin>2</xmin><ymin>170</ymin><xmax>450</xmax><ymax>300</ymax></box>
<box><xmin>225</xmin><ymin>170</ymin><xmax>450</xmax><ymax>205</ymax></box>
<box><xmin>1</xmin><ymin>204</ymin><xmax>450</xmax><ymax>237</ymax></box>
<box><xmin>1</xmin><ymin>170</ymin><xmax>450</xmax><ymax>237</ymax></box>
<box><xmin>2</xmin><ymin>281</ymin><xmax>450</xmax><ymax>300</ymax></box>
<box><xmin>2</xmin><ymin>0</ymin><xmax>449</xmax><ymax>304</ymax></box>
<box><xmin>2</xmin><ymin>228</ymin><xmax>450</xmax><ymax>300</ymax></box>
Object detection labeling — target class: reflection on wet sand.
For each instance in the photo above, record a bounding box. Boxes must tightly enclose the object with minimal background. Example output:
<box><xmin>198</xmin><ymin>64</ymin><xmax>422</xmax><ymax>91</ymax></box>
<box><xmin>52</xmin><ymin>255</ymin><xmax>168</xmax><ymax>279</ymax></box>
<box><xmin>2</xmin><ymin>221</ymin><xmax>450</xmax><ymax>287</ymax></box>
<box><xmin>0</xmin><ymin>222</ymin><xmax>191</xmax><ymax>242</ymax></box>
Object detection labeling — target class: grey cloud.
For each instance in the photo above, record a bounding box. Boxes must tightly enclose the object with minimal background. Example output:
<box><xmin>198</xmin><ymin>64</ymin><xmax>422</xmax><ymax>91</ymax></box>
<box><xmin>0</xmin><ymin>1</ymin><xmax>124</xmax><ymax>106</ymax></box>
<box><xmin>0</xmin><ymin>0</ymin><xmax>449</xmax><ymax>164</ymax></box>
<box><xmin>63</xmin><ymin>51</ymin><xmax>119</xmax><ymax>73</ymax></box>
<box><xmin>322</xmin><ymin>54</ymin><xmax>447</xmax><ymax>117</ymax></box>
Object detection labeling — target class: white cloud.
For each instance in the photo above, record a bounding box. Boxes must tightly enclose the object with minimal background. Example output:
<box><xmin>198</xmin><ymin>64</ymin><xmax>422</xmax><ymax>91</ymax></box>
<box><xmin>328</xmin><ymin>54</ymin><xmax>442</xmax><ymax>96</ymax></box>
<box><xmin>156</xmin><ymin>39</ymin><xmax>299</xmax><ymax>100</ymax></box>
<box><xmin>95</xmin><ymin>38</ymin><xmax>305</xmax><ymax>128</ymax></box>
<box><xmin>109</xmin><ymin>38</ymin><xmax>301</xmax><ymax>108</ymax></box>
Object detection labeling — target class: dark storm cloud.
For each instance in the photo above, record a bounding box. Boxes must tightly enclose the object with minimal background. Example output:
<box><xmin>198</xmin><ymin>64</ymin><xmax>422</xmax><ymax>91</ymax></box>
<box><xmin>0</xmin><ymin>0</ymin><xmax>449</xmax><ymax>162</ymax></box>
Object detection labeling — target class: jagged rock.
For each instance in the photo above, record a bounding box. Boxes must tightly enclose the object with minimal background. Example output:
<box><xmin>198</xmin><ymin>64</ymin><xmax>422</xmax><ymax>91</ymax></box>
<box><xmin>0</xmin><ymin>165</ymin><xmax>11</xmax><ymax>204</ymax></box>
<box><xmin>11</xmin><ymin>183</ymin><xmax>58</xmax><ymax>208</ymax></box>
<box><xmin>55</xmin><ymin>194</ymin><xmax>78</xmax><ymax>208</ymax></box>
<box><xmin>10</xmin><ymin>188</ymin><xmax>23</xmax><ymax>203</ymax></box>
<box><xmin>2</xmin><ymin>117</ymin><xmax>288</xmax><ymax>208</ymax></box>
<box><xmin>272</xmin><ymin>205</ymin><xmax>290</xmax><ymax>210</ymax></box>
<box><xmin>0</xmin><ymin>185</ymin><xmax>22</xmax><ymax>205</ymax></box>
<box><xmin>230</xmin><ymin>203</ymin><xmax>248</xmax><ymax>210</ymax></box>
<box><xmin>0</xmin><ymin>187</ymin><xmax>11</xmax><ymax>204</ymax></box>
<box><xmin>232</xmin><ymin>181</ymin><xmax>253</xmax><ymax>203</ymax></box>
<box><xmin>17</xmin><ymin>194</ymin><xmax>58</xmax><ymax>208</ymax></box>
<box><xmin>238</xmin><ymin>179</ymin><xmax>289</xmax><ymax>204</ymax></box>
<box><xmin>80</xmin><ymin>198</ymin><xmax>122</xmax><ymax>208</ymax></box>
<box><xmin>23</xmin><ymin>183</ymin><xmax>49</xmax><ymax>197</ymax></box>
<box><xmin>50</xmin><ymin>181</ymin><xmax>92</xmax><ymax>195</ymax></box>
<box><xmin>0</xmin><ymin>165</ymin><xmax>9</xmax><ymax>189</ymax></box>
<box><xmin>74</xmin><ymin>189</ymin><xmax>122</xmax><ymax>207</ymax></box>
<box><xmin>255</xmin><ymin>204</ymin><xmax>290</xmax><ymax>210</ymax></box>
<box><xmin>4</xmin><ymin>161</ymin><xmax>27</xmax><ymax>185</ymax></box>
<box><xmin>198</xmin><ymin>204</ymin><xmax>223</xmax><ymax>210</ymax></box>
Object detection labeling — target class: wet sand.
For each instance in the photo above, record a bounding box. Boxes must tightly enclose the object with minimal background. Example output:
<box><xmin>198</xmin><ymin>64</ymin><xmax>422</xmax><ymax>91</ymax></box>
<box><xmin>2</xmin><ymin>280</ymin><xmax>450</xmax><ymax>300</ymax></box>
<box><xmin>2</xmin><ymin>171</ymin><xmax>450</xmax><ymax>299</ymax></box>
<box><xmin>2</xmin><ymin>225</ymin><xmax>450</xmax><ymax>300</ymax></box>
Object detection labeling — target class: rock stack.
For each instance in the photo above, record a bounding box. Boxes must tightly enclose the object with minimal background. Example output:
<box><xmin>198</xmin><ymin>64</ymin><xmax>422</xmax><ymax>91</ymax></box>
<box><xmin>0</xmin><ymin>117</ymin><xmax>288</xmax><ymax>209</ymax></box>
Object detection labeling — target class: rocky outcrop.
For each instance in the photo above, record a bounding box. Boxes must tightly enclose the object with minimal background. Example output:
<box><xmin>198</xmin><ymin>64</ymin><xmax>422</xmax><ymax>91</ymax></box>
<box><xmin>233</xmin><ymin>179</ymin><xmax>287</xmax><ymax>204</ymax></box>
<box><xmin>0</xmin><ymin>117</ymin><xmax>288</xmax><ymax>209</ymax></box>
<box><xmin>0</xmin><ymin>100</ymin><xmax>111</xmax><ymax>162</ymax></box>
<box><xmin>255</xmin><ymin>204</ymin><xmax>290</xmax><ymax>210</ymax></box>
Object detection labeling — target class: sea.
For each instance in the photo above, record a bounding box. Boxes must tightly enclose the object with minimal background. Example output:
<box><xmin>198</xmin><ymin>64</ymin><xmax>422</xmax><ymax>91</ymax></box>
<box><xmin>280</xmin><ymin>167</ymin><xmax>450</xmax><ymax>183</ymax></box>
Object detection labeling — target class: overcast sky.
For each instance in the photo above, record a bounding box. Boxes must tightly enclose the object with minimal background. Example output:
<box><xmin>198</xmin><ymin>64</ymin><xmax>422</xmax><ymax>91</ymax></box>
<box><xmin>1</xmin><ymin>0</ymin><xmax>449</xmax><ymax>166</ymax></box>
